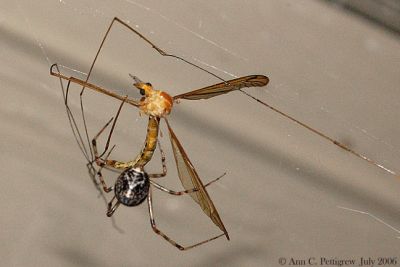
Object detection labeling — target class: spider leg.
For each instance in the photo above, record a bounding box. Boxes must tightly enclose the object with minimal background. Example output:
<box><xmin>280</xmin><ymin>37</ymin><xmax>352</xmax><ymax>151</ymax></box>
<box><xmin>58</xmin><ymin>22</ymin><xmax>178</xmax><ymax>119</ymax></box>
<box><xmin>106</xmin><ymin>195</ymin><xmax>121</xmax><ymax>217</ymax></box>
<box><xmin>95</xmin><ymin>145</ymin><xmax>118</xmax><ymax>193</ymax></box>
<box><xmin>147</xmin><ymin>187</ymin><xmax>225</xmax><ymax>250</ymax></box>
<box><xmin>91</xmin><ymin>120</ymin><xmax>123</xmax><ymax>192</ymax></box>
<box><xmin>148</xmin><ymin>141</ymin><xmax>167</xmax><ymax>179</ymax></box>
<box><xmin>150</xmin><ymin>172</ymin><xmax>226</xmax><ymax>195</ymax></box>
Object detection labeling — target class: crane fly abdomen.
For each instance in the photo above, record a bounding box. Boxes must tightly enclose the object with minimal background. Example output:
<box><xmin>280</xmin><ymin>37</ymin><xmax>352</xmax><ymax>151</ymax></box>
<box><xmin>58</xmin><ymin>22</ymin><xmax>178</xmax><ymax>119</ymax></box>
<box><xmin>132</xmin><ymin>116</ymin><xmax>160</xmax><ymax>168</ymax></box>
<box><xmin>114</xmin><ymin>167</ymin><xmax>150</xmax><ymax>207</ymax></box>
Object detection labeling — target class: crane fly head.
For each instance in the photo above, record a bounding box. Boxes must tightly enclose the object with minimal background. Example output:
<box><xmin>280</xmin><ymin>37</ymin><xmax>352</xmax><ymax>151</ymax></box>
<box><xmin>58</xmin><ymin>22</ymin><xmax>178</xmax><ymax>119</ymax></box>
<box><xmin>134</xmin><ymin>81</ymin><xmax>154</xmax><ymax>97</ymax></box>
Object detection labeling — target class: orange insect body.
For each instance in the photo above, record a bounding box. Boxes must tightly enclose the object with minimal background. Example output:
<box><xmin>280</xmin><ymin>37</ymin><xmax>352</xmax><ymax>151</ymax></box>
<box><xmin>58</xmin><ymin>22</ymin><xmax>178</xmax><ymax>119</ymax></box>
<box><xmin>139</xmin><ymin>90</ymin><xmax>173</xmax><ymax>117</ymax></box>
<box><xmin>135</xmin><ymin>82</ymin><xmax>173</xmax><ymax>117</ymax></box>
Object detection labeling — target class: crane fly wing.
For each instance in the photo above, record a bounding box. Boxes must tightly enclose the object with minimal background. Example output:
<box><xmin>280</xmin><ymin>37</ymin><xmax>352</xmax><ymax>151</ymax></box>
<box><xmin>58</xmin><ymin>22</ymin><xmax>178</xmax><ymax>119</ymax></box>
<box><xmin>173</xmin><ymin>75</ymin><xmax>269</xmax><ymax>101</ymax></box>
<box><xmin>164</xmin><ymin>118</ymin><xmax>229</xmax><ymax>239</ymax></box>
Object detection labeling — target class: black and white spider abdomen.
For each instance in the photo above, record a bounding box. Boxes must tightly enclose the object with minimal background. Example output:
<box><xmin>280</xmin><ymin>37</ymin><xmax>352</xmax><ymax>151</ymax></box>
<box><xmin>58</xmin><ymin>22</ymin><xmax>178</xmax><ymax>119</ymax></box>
<box><xmin>114</xmin><ymin>167</ymin><xmax>150</xmax><ymax>206</ymax></box>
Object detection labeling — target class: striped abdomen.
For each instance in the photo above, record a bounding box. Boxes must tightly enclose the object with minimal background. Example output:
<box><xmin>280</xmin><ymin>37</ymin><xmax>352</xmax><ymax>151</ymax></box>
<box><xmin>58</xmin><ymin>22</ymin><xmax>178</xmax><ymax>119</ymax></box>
<box><xmin>132</xmin><ymin>116</ymin><xmax>160</xmax><ymax>168</ymax></box>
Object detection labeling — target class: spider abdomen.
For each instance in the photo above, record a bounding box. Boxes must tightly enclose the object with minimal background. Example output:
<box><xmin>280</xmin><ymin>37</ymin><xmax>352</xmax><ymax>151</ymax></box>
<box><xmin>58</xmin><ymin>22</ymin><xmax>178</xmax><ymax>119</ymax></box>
<box><xmin>114</xmin><ymin>168</ymin><xmax>150</xmax><ymax>206</ymax></box>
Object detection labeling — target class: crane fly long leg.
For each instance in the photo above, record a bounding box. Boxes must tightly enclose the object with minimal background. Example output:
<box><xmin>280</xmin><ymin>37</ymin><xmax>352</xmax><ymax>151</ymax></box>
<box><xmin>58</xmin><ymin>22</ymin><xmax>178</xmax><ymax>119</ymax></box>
<box><xmin>147</xmin><ymin>187</ymin><xmax>226</xmax><ymax>250</ymax></box>
<box><xmin>98</xmin><ymin>96</ymin><xmax>128</xmax><ymax>159</ymax></box>
<box><xmin>50</xmin><ymin>64</ymin><xmax>140</xmax><ymax>107</ymax></box>
<box><xmin>53</xmin><ymin>64</ymin><xmax>93</xmax><ymax>163</ymax></box>
<box><xmin>51</xmin><ymin>63</ymin><xmax>139</xmax><ymax>165</ymax></box>
<box><xmin>82</xmin><ymin>17</ymin><xmax>226</xmax><ymax>97</ymax></box>
<box><xmin>53</xmin><ymin>64</ymin><xmax>123</xmax><ymax>220</ymax></box>
<box><xmin>92</xmin><ymin>117</ymin><xmax>114</xmax><ymax>162</ymax></box>
<box><xmin>238</xmin><ymin>89</ymin><xmax>399</xmax><ymax>178</ymax></box>
<box><xmin>172</xmin><ymin>65</ymin><xmax>396</xmax><ymax>178</ymax></box>
<box><xmin>164</xmin><ymin>118</ymin><xmax>229</xmax><ymax>240</ymax></box>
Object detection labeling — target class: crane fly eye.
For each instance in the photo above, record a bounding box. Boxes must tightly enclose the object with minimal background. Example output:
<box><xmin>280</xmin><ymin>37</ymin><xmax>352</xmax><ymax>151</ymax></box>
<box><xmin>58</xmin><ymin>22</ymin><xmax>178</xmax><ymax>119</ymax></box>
<box><xmin>140</xmin><ymin>89</ymin><xmax>146</xmax><ymax>96</ymax></box>
<box><xmin>146</xmin><ymin>82</ymin><xmax>152</xmax><ymax>87</ymax></box>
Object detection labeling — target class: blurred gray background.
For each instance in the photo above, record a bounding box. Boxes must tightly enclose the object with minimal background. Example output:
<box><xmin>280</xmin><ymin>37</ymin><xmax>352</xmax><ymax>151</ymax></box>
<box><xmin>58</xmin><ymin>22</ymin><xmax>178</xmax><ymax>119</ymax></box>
<box><xmin>1</xmin><ymin>0</ymin><xmax>399</xmax><ymax>266</ymax></box>
<box><xmin>326</xmin><ymin>0</ymin><xmax>400</xmax><ymax>34</ymax></box>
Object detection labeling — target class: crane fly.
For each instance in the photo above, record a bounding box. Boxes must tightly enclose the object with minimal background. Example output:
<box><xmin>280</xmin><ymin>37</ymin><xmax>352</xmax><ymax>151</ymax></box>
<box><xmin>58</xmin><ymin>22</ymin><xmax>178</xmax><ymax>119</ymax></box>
<box><xmin>51</xmin><ymin>17</ymin><xmax>268</xmax><ymax>250</ymax></box>
<box><xmin>51</xmin><ymin>17</ymin><xmax>398</xmax><ymax>250</ymax></box>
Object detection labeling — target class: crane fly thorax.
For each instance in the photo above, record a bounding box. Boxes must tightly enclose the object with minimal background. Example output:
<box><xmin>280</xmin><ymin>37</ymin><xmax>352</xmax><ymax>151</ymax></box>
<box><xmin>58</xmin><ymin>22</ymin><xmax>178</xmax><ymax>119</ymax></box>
<box><xmin>140</xmin><ymin>90</ymin><xmax>173</xmax><ymax>117</ymax></box>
